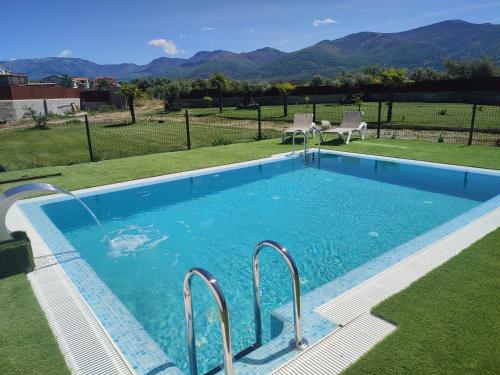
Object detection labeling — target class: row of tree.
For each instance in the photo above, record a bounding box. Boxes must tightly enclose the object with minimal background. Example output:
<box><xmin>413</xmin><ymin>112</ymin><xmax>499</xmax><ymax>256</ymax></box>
<box><xmin>128</xmin><ymin>57</ymin><xmax>497</xmax><ymax>104</ymax></box>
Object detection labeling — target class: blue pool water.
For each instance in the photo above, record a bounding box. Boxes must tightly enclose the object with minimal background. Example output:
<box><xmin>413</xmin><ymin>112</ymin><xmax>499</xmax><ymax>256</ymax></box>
<box><xmin>32</xmin><ymin>153</ymin><xmax>500</xmax><ymax>374</ymax></box>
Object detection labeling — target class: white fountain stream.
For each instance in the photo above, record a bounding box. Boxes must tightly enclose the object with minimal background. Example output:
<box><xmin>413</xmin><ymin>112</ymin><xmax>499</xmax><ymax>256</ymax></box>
<box><xmin>0</xmin><ymin>182</ymin><xmax>111</xmax><ymax>246</ymax></box>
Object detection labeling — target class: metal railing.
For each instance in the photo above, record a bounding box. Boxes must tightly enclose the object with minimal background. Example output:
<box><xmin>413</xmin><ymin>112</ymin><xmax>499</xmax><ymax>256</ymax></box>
<box><xmin>290</xmin><ymin>130</ymin><xmax>310</xmax><ymax>156</ymax></box>
<box><xmin>252</xmin><ymin>240</ymin><xmax>308</xmax><ymax>349</ymax></box>
<box><xmin>183</xmin><ymin>267</ymin><xmax>234</xmax><ymax>375</ymax></box>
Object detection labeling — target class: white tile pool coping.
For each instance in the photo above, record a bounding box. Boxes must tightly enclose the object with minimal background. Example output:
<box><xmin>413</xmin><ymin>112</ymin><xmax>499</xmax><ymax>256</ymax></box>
<box><xmin>5</xmin><ymin>149</ymin><xmax>500</xmax><ymax>375</ymax></box>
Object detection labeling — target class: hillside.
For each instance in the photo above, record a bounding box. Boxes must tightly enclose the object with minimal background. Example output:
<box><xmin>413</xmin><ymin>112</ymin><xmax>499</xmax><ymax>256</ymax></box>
<box><xmin>1</xmin><ymin>20</ymin><xmax>498</xmax><ymax>80</ymax></box>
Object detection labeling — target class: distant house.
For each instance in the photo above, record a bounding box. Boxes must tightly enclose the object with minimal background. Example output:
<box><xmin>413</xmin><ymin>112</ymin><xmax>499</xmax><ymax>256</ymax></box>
<box><xmin>0</xmin><ymin>68</ymin><xmax>28</xmax><ymax>86</ymax></box>
<box><xmin>40</xmin><ymin>75</ymin><xmax>65</xmax><ymax>85</ymax></box>
<box><xmin>0</xmin><ymin>70</ymin><xmax>80</xmax><ymax>122</ymax></box>
<box><xmin>93</xmin><ymin>76</ymin><xmax>117</xmax><ymax>88</ymax></box>
<box><xmin>0</xmin><ymin>66</ymin><xmax>12</xmax><ymax>75</ymax></box>
<box><xmin>72</xmin><ymin>77</ymin><xmax>90</xmax><ymax>89</ymax></box>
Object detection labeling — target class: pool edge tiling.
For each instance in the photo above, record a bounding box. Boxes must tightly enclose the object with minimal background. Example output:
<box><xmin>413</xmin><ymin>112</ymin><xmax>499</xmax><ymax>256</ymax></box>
<box><xmin>7</xmin><ymin>150</ymin><xmax>500</xmax><ymax>375</ymax></box>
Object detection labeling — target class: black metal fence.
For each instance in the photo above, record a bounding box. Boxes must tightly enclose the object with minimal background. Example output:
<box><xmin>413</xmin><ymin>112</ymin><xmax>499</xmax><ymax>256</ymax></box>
<box><xmin>0</xmin><ymin>99</ymin><xmax>498</xmax><ymax>173</ymax></box>
<box><xmin>82</xmin><ymin>100</ymin><xmax>499</xmax><ymax>162</ymax></box>
<box><xmin>83</xmin><ymin>108</ymin><xmax>290</xmax><ymax>161</ymax></box>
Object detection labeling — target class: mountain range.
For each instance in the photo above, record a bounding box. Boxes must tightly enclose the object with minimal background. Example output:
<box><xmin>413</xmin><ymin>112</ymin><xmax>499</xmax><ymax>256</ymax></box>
<box><xmin>2</xmin><ymin>20</ymin><xmax>499</xmax><ymax>81</ymax></box>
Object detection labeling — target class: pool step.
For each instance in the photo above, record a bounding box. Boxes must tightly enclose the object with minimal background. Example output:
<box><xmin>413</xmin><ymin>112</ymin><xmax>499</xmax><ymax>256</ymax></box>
<box><xmin>271</xmin><ymin>313</ymin><xmax>395</xmax><ymax>375</ymax></box>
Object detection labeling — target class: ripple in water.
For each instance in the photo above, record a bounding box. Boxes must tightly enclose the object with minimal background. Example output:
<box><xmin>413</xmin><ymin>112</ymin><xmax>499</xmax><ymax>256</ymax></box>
<box><xmin>109</xmin><ymin>225</ymin><xmax>169</xmax><ymax>257</ymax></box>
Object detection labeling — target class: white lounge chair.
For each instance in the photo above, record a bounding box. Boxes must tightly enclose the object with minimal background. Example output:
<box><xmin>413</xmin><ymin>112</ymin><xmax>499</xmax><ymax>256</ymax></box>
<box><xmin>282</xmin><ymin>113</ymin><xmax>314</xmax><ymax>142</ymax></box>
<box><xmin>318</xmin><ymin>111</ymin><xmax>367</xmax><ymax>144</ymax></box>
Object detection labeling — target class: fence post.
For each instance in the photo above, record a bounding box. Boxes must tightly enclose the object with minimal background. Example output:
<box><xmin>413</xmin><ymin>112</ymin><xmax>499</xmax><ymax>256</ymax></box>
<box><xmin>84</xmin><ymin>115</ymin><xmax>95</xmax><ymax>162</ymax></box>
<box><xmin>185</xmin><ymin>110</ymin><xmax>191</xmax><ymax>150</ymax></box>
<box><xmin>386</xmin><ymin>97</ymin><xmax>393</xmax><ymax>123</ymax></box>
<box><xmin>468</xmin><ymin>102</ymin><xmax>477</xmax><ymax>146</ymax></box>
<box><xmin>283</xmin><ymin>95</ymin><xmax>288</xmax><ymax>117</ymax></box>
<box><xmin>257</xmin><ymin>105</ymin><xmax>262</xmax><ymax>140</ymax></box>
<box><xmin>313</xmin><ymin>103</ymin><xmax>317</xmax><ymax>123</ymax></box>
<box><xmin>219</xmin><ymin>98</ymin><xmax>223</xmax><ymax>114</ymax></box>
<box><xmin>377</xmin><ymin>101</ymin><xmax>382</xmax><ymax>139</ymax></box>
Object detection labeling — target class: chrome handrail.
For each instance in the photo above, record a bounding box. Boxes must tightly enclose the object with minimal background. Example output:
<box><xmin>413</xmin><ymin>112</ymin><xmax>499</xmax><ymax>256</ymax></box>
<box><xmin>291</xmin><ymin>130</ymin><xmax>309</xmax><ymax>156</ymax></box>
<box><xmin>252</xmin><ymin>240</ymin><xmax>308</xmax><ymax>350</ymax></box>
<box><xmin>315</xmin><ymin>126</ymin><xmax>323</xmax><ymax>155</ymax></box>
<box><xmin>183</xmin><ymin>267</ymin><xmax>234</xmax><ymax>375</ymax></box>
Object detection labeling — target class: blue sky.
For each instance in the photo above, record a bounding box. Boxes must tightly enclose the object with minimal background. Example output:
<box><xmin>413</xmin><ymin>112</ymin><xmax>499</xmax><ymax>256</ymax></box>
<box><xmin>2</xmin><ymin>0</ymin><xmax>499</xmax><ymax>64</ymax></box>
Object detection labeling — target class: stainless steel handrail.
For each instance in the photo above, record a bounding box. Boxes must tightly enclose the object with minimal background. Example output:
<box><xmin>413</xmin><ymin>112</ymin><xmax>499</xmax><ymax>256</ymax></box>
<box><xmin>291</xmin><ymin>130</ymin><xmax>309</xmax><ymax>156</ymax></box>
<box><xmin>315</xmin><ymin>127</ymin><xmax>323</xmax><ymax>155</ymax></box>
<box><xmin>252</xmin><ymin>240</ymin><xmax>308</xmax><ymax>350</ymax></box>
<box><xmin>183</xmin><ymin>267</ymin><xmax>234</xmax><ymax>375</ymax></box>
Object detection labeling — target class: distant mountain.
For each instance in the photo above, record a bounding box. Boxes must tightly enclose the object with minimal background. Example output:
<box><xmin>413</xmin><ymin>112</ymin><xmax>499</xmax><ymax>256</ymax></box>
<box><xmin>259</xmin><ymin>20</ymin><xmax>500</xmax><ymax>79</ymax></box>
<box><xmin>1</xmin><ymin>20</ymin><xmax>499</xmax><ymax>81</ymax></box>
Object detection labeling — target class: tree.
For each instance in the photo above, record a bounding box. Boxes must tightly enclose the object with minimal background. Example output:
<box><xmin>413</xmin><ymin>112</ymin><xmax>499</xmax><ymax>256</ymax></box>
<box><xmin>164</xmin><ymin>82</ymin><xmax>181</xmax><ymax>110</ymax></box>
<box><xmin>410</xmin><ymin>67</ymin><xmax>443</xmax><ymax>81</ymax></box>
<box><xmin>60</xmin><ymin>75</ymin><xmax>74</xmax><ymax>88</ymax></box>
<box><xmin>361</xmin><ymin>65</ymin><xmax>383</xmax><ymax>77</ymax></box>
<box><xmin>119</xmin><ymin>83</ymin><xmax>142</xmax><ymax>123</ymax></box>
<box><xmin>273</xmin><ymin>82</ymin><xmax>296</xmax><ymax>116</ymax></box>
<box><xmin>310</xmin><ymin>75</ymin><xmax>325</xmax><ymax>95</ymax></box>
<box><xmin>209</xmin><ymin>73</ymin><xmax>229</xmax><ymax>113</ymax></box>
<box><xmin>378</xmin><ymin>68</ymin><xmax>413</xmax><ymax>123</ymax></box>
<box><xmin>94</xmin><ymin>78</ymin><xmax>112</xmax><ymax>90</ymax></box>
<box><xmin>444</xmin><ymin>57</ymin><xmax>497</xmax><ymax>79</ymax></box>
<box><xmin>379</xmin><ymin>67</ymin><xmax>412</xmax><ymax>88</ymax></box>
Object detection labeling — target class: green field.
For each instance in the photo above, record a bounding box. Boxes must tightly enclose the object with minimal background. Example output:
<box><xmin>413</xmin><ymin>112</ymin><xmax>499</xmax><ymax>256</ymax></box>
<box><xmin>0</xmin><ymin>101</ymin><xmax>498</xmax><ymax>171</ymax></box>
<box><xmin>184</xmin><ymin>102</ymin><xmax>500</xmax><ymax>129</ymax></box>
<box><xmin>0</xmin><ymin>234</ymin><xmax>69</xmax><ymax>375</ymax></box>
<box><xmin>346</xmin><ymin>228</ymin><xmax>500</xmax><ymax>375</ymax></box>
<box><xmin>1</xmin><ymin>138</ymin><xmax>500</xmax><ymax>193</ymax></box>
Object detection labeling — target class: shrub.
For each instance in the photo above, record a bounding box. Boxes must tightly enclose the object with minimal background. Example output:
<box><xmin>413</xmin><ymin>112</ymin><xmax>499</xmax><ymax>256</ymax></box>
<box><xmin>438</xmin><ymin>109</ymin><xmax>447</xmax><ymax>116</ymax></box>
<box><xmin>438</xmin><ymin>134</ymin><xmax>445</xmax><ymax>143</ymax></box>
<box><xmin>23</xmin><ymin>107</ymin><xmax>49</xmax><ymax>129</ymax></box>
<box><xmin>211</xmin><ymin>137</ymin><xmax>232</xmax><ymax>146</ymax></box>
<box><xmin>203</xmin><ymin>96</ymin><xmax>213</xmax><ymax>108</ymax></box>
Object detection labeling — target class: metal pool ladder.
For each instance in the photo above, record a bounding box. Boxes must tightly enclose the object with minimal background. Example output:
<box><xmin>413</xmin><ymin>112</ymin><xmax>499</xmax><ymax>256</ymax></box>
<box><xmin>291</xmin><ymin>130</ymin><xmax>310</xmax><ymax>156</ymax></box>
<box><xmin>252</xmin><ymin>240</ymin><xmax>308</xmax><ymax>350</ymax></box>
<box><xmin>183</xmin><ymin>240</ymin><xmax>307</xmax><ymax>375</ymax></box>
<box><xmin>183</xmin><ymin>267</ymin><xmax>234</xmax><ymax>375</ymax></box>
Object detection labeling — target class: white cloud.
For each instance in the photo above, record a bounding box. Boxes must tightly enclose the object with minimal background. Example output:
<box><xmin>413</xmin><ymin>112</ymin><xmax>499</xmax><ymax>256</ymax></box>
<box><xmin>243</xmin><ymin>27</ymin><xmax>255</xmax><ymax>32</ymax></box>
<box><xmin>148</xmin><ymin>38</ymin><xmax>180</xmax><ymax>55</ymax></box>
<box><xmin>201</xmin><ymin>26</ymin><xmax>214</xmax><ymax>31</ymax></box>
<box><xmin>179</xmin><ymin>33</ymin><xmax>187</xmax><ymax>38</ymax></box>
<box><xmin>58</xmin><ymin>49</ymin><xmax>72</xmax><ymax>58</ymax></box>
<box><xmin>313</xmin><ymin>18</ymin><xmax>338</xmax><ymax>27</ymax></box>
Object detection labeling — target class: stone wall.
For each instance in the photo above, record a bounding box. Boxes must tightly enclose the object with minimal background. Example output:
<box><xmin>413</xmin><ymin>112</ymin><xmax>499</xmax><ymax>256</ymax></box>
<box><xmin>0</xmin><ymin>98</ymin><xmax>80</xmax><ymax>122</ymax></box>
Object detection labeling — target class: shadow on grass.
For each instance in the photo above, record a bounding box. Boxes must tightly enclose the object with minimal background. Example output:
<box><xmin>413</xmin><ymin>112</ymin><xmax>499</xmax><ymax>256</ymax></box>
<box><xmin>281</xmin><ymin>137</ymin><xmax>305</xmax><ymax>145</ymax></box>
<box><xmin>0</xmin><ymin>232</ymin><xmax>33</xmax><ymax>279</ymax></box>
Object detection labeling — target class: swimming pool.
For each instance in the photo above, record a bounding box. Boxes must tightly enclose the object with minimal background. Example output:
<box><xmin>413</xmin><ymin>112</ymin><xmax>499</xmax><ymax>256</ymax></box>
<box><xmin>19</xmin><ymin>150</ymin><xmax>500</xmax><ymax>374</ymax></box>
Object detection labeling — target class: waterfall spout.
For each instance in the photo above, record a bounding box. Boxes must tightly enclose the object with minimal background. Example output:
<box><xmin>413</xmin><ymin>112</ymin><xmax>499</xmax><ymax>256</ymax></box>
<box><xmin>0</xmin><ymin>182</ymin><xmax>110</xmax><ymax>246</ymax></box>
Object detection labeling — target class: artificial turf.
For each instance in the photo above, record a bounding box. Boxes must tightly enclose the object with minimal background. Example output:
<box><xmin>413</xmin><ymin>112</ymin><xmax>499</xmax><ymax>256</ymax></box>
<box><xmin>344</xmin><ymin>228</ymin><xmax>500</xmax><ymax>375</ymax></box>
<box><xmin>0</xmin><ymin>234</ymin><xmax>69</xmax><ymax>375</ymax></box>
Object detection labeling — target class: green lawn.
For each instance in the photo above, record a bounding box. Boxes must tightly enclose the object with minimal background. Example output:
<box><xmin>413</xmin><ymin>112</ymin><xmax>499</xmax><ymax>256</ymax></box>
<box><xmin>1</xmin><ymin>138</ymin><xmax>500</xmax><ymax>193</ymax></box>
<box><xmin>345</xmin><ymin>228</ymin><xmax>500</xmax><ymax>375</ymax></box>
<box><xmin>184</xmin><ymin>102</ymin><xmax>500</xmax><ymax>129</ymax></box>
<box><xmin>0</xmin><ymin>234</ymin><xmax>69</xmax><ymax>375</ymax></box>
<box><xmin>0</xmin><ymin>123</ymin><xmax>90</xmax><ymax>171</ymax></box>
<box><xmin>1</xmin><ymin>101</ymin><xmax>498</xmax><ymax>171</ymax></box>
